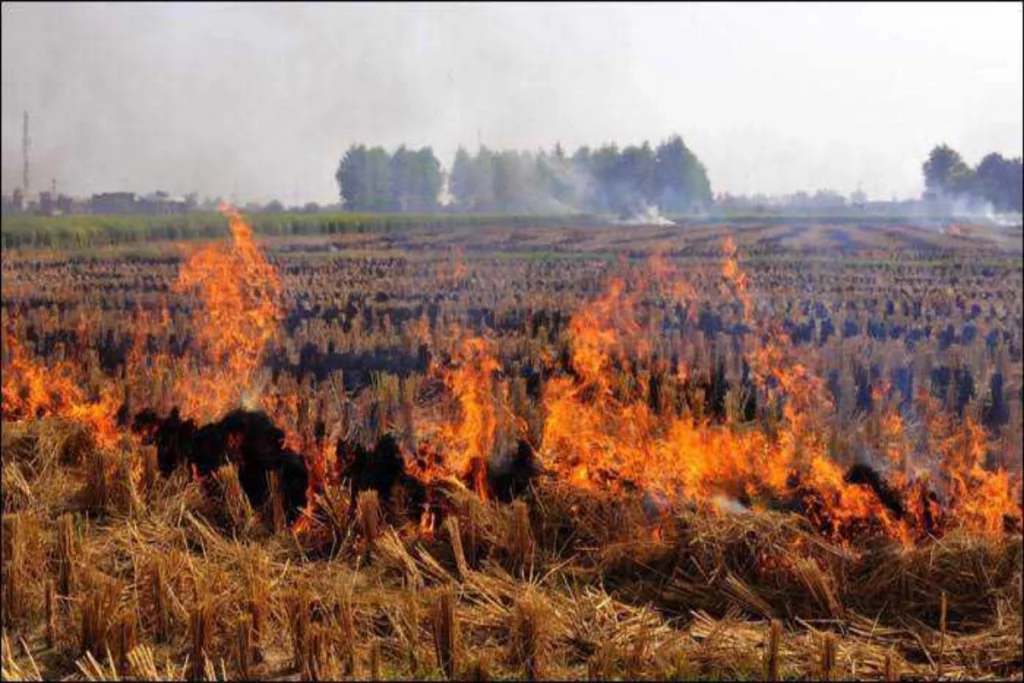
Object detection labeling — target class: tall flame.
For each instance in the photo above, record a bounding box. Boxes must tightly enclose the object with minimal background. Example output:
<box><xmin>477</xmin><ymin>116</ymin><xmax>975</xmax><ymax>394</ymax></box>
<box><xmin>440</xmin><ymin>335</ymin><xmax>504</xmax><ymax>497</ymax></box>
<box><xmin>172</xmin><ymin>204</ymin><xmax>282</xmax><ymax>423</ymax></box>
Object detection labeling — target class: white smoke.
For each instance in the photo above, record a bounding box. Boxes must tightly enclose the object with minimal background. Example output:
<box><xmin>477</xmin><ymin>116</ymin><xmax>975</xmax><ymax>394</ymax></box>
<box><xmin>927</xmin><ymin>193</ymin><xmax>1021</xmax><ymax>226</ymax></box>
<box><xmin>711</xmin><ymin>494</ymin><xmax>749</xmax><ymax>515</ymax></box>
<box><xmin>982</xmin><ymin>209</ymin><xmax>1023</xmax><ymax>228</ymax></box>
<box><xmin>616</xmin><ymin>203</ymin><xmax>676</xmax><ymax>226</ymax></box>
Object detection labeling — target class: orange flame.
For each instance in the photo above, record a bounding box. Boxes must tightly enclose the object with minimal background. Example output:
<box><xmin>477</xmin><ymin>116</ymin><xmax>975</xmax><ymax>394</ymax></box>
<box><xmin>4</xmin><ymin>220</ymin><xmax>1020</xmax><ymax>544</ymax></box>
<box><xmin>440</xmin><ymin>335</ymin><xmax>504</xmax><ymax>497</ymax></box>
<box><xmin>2</xmin><ymin>320</ymin><xmax>122</xmax><ymax>450</ymax></box>
<box><xmin>171</xmin><ymin>204</ymin><xmax>282</xmax><ymax>423</ymax></box>
<box><xmin>534</xmin><ymin>238</ymin><xmax>1021</xmax><ymax>543</ymax></box>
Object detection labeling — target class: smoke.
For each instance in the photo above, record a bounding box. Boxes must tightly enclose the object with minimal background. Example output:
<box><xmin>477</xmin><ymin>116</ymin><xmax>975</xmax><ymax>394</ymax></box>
<box><xmin>711</xmin><ymin>495</ymin><xmax>749</xmax><ymax>515</ymax></box>
<box><xmin>916</xmin><ymin>192</ymin><xmax>1024</xmax><ymax>245</ymax></box>
<box><xmin>932</xmin><ymin>193</ymin><xmax>1000</xmax><ymax>220</ymax></box>
<box><xmin>2</xmin><ymin>4</ymin><xmax>1021</xmax><ymax>202</ymax></box>
<box><xmin>986</xmin><ymin>212</ymin><xmax>1024</xmax><ymax>228</ymax></box>
<box><xmin>942</xmin><ymin>196</ymin><xmax>1023</xmax><ymax>228</ymax></box>
<box><xmin>616</xmin><ymin>203</ymin><xmax>675</xmax><ymax>226</ymax></box>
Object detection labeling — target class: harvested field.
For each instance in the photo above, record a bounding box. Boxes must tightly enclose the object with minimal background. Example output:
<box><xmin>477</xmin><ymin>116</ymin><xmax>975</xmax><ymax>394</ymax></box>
<box><xmin>2</xmin><ymin>210</ymin><xmax>1022</xmax><ymax>681</ymax></box>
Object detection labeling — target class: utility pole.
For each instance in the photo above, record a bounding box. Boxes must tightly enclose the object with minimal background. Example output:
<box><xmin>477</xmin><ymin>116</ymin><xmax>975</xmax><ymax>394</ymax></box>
<box><xmin>22</xmin><ymin>111</ymin><xmax>31</xmax><ymax>194</ymax></box>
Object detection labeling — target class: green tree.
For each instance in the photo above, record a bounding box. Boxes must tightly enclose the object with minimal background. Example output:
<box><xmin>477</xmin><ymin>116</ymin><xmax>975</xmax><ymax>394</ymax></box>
<box><xmin>390</xmin><ymin>145</ymin><xmax>415</xmax><ymax>210</ymax></box>
<box><xmin>975</xmin><ymin>153</ymin><xmax>1023</xmax><ymax>212</ymax></box>
<box><xmin>450</xmin><ymin>147</ymin><xmax>474</xmax><ymax>210</ymax></box>
<box><xmin>365</xmin><ymin>147</ymin><xmax>394</xmax><ymax>211</ymax></box>
<box><xmin>336</xmin><ymin>145</ymin><xmax>394</xmax><ymax>211</ymax></box>
<box><xmin>620</xmin><ymin>142</ymin><xmax>657</xmax><ymax>206</ymax></box>
<box><xmin>413</xmin><ymin>147</ymin><xmax>443</xmax><ymax>211</ymax></box>
<box><xmin>588</xmin><ymin>144</ymin><xmax>622</xmax><ymax>212</ymax></box>
<box><xmin>493</xmin><ymin>151</ymin><xmax>529</xmax><ymax>211</ymax></box>
<box><xmin>923</xmin><ymin>144</ymin><xmax>974</xmax><ymax>198</ymax></box>
<box><xmin>471</xmin><ymin>147</ymin><xmax>497</xmax><ymax>210</ymax></box>
<box><xmin>654</xmin><ymin>135</ymin><xmax>712</xmax><ymax>211</ymax></box>
<box><xmin>336</xmin><ymin>144</ymin><xmax>369</xmax><ymax>209</ymax></box>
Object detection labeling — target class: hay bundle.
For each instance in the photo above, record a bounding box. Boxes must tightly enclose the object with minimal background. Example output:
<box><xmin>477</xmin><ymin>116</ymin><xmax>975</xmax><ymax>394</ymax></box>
<box><xmin>507</xmin><ymin>588</ymin><xmax>551</xmax><ymax>681</ymax></box>
<box><xmin>430</xmin><ymin>588</ymin><xmax>460</xmax><ymax>679</ymax></box>
<box><xmin>78</xmin><ymin>572</ymin><xmax>121</xmax><ymax>659</ymax></box>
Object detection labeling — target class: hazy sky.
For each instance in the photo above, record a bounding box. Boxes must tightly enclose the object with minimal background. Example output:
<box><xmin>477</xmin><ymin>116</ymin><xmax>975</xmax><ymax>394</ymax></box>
<box><xmin>2</xmin><ymin>2</ymin><xmax>1021</xmax><ymax>204</ymax></box>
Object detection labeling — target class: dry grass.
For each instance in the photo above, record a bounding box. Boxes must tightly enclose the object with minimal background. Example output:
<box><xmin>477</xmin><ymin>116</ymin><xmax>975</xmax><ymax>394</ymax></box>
<box><xmin>430</xmin><ymin>588</ymin><xmax>459</xmax><ymax>679</ymax></box>
<box><xmin>508</xmin><ymin>588</ymin><xmax>550</xmax><ymax>680</ymax></box>
<box><xmin>212</xmin><ymin>465</ymin><xmax>254</xmax><ymax>537</ymax></box>
<box><xmin>0</xmin><ymin>419</ymin><xmax>1021</xmax><ymax>681</ymax></box>
<box><xmin>357</xmin><ymin>490</ymin><xmax>381</xmax><ymax>558</ymax></box>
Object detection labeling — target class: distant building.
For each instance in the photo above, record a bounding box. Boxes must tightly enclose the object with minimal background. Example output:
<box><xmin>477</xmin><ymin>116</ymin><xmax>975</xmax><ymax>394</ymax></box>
<box><xmin>56</xmin><ymin>194</ymin><xmax>74</xmax><ymax>215</ymax></box>
<box><xmin>91</xmin><ymin>192</ymin><xmax>137</xmax><ymax>214</ymax></box>
<box><xmin>137</xmin><ymin>191</ymin><xmax>189</xmax><ymax>215</ymax></box>
<box><xmin>38</xmin><ymin>191</ymin><xmax>55</xmax><ymax>216</ymax></box>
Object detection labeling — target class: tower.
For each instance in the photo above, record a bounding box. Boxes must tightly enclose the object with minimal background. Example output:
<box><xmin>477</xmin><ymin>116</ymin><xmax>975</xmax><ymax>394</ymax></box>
<box><xmin>22</xmin><ymin>111</ymin><xmax>30</xmax><ymax>194</ymax></box>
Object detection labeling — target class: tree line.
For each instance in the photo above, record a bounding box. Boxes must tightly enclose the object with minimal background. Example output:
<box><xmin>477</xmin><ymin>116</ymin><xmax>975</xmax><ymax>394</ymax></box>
<box><xmin>335</xmin><ymin>145</ymin><xmax>444</xmax><ymax>212</ymax></box>
<box><xmin>923</xmin><ymin>144</ymin><xmax>1022</xmax><ymax>212</ymax></box>
<box><xmin>335</xmin><ymin>135</ymin><xmax>713</xmax><ymax>215</ymax></box>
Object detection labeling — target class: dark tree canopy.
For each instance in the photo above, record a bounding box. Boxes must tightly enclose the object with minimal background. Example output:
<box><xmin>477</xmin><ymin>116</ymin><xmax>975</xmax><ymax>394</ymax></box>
<box><xmin>439</xmin><ymin>134</ymin><xmax>712</xmax><ymax>215</ymax></box>
<box><xmin>336</xmin><ymin>144</ymin><xmax>442</xmax><ymax>212</ymax></box>
<box><xmin>922</xmin><ymin>144</ymin><xmax>1022</xmax><ymax>212</ymax></box>
<box><xmin>336</xmin><ymin>135</ymin><xmax>711</xmax><ymax>214</ymax></box>
<box><xmin>655</xmin><ymin>135</ymin><xmax>712</xmax><ymax>213</ymax></box>
<box><xmin>974</xmin><ymin>152</ymin><xmax>1023</xmax><ymax>212</ymax></box>
<box><xmin>923</xmin><ymin>144</ymin><xmax>974</xmax><ymax>198</ymax></box>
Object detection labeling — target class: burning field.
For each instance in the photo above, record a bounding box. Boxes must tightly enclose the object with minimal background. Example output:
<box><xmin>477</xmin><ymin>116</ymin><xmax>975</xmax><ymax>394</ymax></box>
<box><xmin>1</xmin><ymin>208</ymin><xmax>1022</xmax><ymax>680</ymax></box>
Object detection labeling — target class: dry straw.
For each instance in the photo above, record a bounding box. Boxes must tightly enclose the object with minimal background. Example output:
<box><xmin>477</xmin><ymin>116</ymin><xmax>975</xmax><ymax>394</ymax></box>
<box><xmin>508</xmin><ymin>588</ymin><xmax>550</xmax><ymax>681</ymax></box>
<box><xmin>56</xmin><ymin>513</ymin><xmax>76</xmax><ymax>600</ymax></box>
<box><xmin>332</xmin><ymin>597</ymin><xmax>357</xmax><ymax>676</ymax></box>
<box><xmin>116</xmin><ymin>610</ymin><xmax>137</xmax><ymax>675</ymax></box>
<box><xmin>820</xmin><ymin>632</ymin><xmax>837</xmax><ymax>681</ymax></box>
<box><xmin>234</xmin><ymin>614</ymin><xmax>252</xmax><ymax>679</ymax></box>
<box><xmin>431</xmin><ymin>588</ymin><xmax>459</xmax><ymax>680</ymax></box>
<box><xmin>245</xmin><ymin>557</ymin><xmax>268</xmax><ymax>662</ymax></box>
<box><xmin>44</xmin><ymin>581</ymin><xmax>55</xmax><ymax>649</ymax></box>
<box><xmin>288</xmin><ymin>590</ymin><xmax>310</xmax><ymax>672</ymax></box>
<box><xmin>884</xmin><ymin>650</ymin><xmax>898</xmax><ymax>682</ymax></box>
<box><xmin>78</xmin><ymin>573</ymin><xmax>120</xmax><ymax>659</ymax></box>
<box><xmin>938</xmin><ymin>589</ymin><xmax>948</xmax><ymax>679</ymax></box>
<box><xmin>506</xmin><ymin>500</ymin><xmax>535</xmax><ymax>578</ymax></box>
<box><xmin>1</xmin><ymin>413</ymin><xmax>1022</xmax><ymax>680</ymax></box>
<box><xmin>188</xmin><ymin>602</ymin><xmax>211</xmax><ymax>682</ymax></box>
<box><xmin>446</xmin><ymin>516</ymin><xmax>469</xmax><ymax>580</ymax></box>
<box><xmin>213</xmin><ymin>464</ymin><xmax>253</xmax><ymax>535</ymax></box>
<box><xmin>358</xmin><ymin>490</ymin><xmax>382</xmax><ymax>555</ymax></box>
<box><xmin>266</xmin><ymin>471</ymin><xmax>286</xmax><ymax>534</ymax></box>
<box><xmin>2</xmin><ymin>515</ymin><xmax>27</xmax><ymax>627</ymax></box>
<box><xmin>147</xmin><ymin>560</ymin><xmax>170</xmax><ymax>644</ymax></box>
<box><xmin>368</xmin><ymin>638</ymin><xmax>381</xmax><ymax>681</ymax></box>
<box><xmin>466</xmin><ymin>656</ymin><xmax>491</xmax><ymax>681</ymax></box>
<box><xmin>765</xmin><ymin>618</ymin><xmax>782</xmax><ymax>681</ymax></box>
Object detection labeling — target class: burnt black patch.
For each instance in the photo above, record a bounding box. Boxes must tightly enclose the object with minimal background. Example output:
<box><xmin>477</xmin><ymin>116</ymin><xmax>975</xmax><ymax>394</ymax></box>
<box><xmin>132</xmin><ymin>408</ymin><xmax>308</xmax><ymax>524</ymax></box>
<box><xmin>337</xmin><ymin>432</ymin><xmax>408</xmax><ymax>518</ymax></box>
<box><xmin>132</xmin><ymin>407</ymin><xmax>197</xmax><ymax>476</ymax></box>
<box><xmin>488</xmin><ymin>440</ymin><xmax>542</xmax><ymax>502</ymax></box>
<box><xmin>844</xmin><ymin>463</ymin><xmax>904</xmax><ymax>518</ymax></box>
